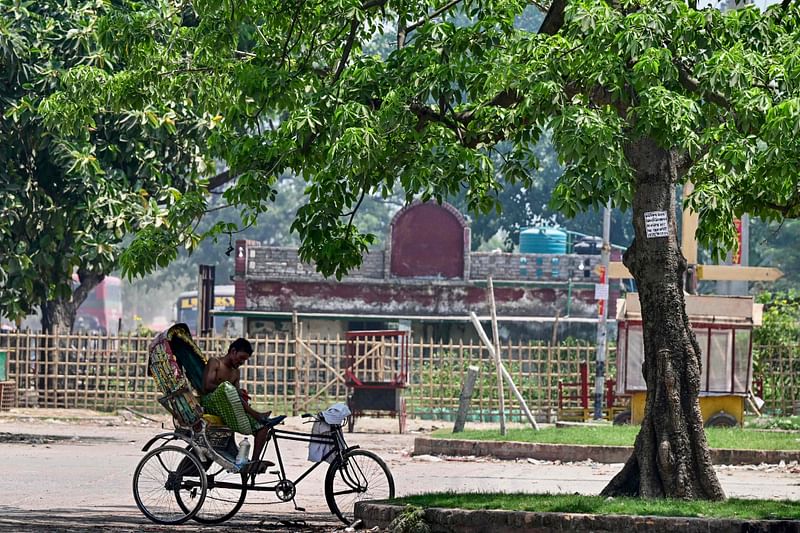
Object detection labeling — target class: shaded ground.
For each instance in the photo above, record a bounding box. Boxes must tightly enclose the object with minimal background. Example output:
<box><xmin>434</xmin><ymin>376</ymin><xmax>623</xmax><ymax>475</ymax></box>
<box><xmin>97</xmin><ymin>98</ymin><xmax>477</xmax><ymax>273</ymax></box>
<box><xmin>2</xmin><ymin>409</ymin><xmax>799</xmax><ymax>531</ymax></box>
<box><xmin>0</xmin><ymin>506</ymin><xmax>343</xmax><ymax>532</ymax></box>
<box><xmin>0</xmin><ymin>432</ymin><xmax>116</xmax><ymax>444</ymax></box>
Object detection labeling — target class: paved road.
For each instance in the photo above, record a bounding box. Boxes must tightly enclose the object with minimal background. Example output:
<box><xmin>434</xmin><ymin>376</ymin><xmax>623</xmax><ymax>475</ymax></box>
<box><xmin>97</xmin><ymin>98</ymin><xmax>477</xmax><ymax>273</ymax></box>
<box><xmin>2</xmin><ymin>412</ymin><xmax>799</xmax><ymax>531</ymax></box>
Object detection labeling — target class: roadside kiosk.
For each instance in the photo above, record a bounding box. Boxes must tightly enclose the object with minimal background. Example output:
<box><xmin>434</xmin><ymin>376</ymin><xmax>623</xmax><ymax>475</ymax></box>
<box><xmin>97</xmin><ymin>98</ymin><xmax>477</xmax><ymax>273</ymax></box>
<box><xmin>615</xmin><ymin>293</ymin><xmax>762</xmax><ymax>427</ymax></box>
<box><xmin>344</xmin><ymin>330</ymin><xmax>409</xmax><ymax>434</ymax></box>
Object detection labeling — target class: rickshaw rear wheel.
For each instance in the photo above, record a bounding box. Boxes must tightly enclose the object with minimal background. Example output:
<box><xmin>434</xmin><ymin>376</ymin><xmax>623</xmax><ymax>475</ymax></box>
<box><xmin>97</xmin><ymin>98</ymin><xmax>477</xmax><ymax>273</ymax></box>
<box><xmin>133</xmin><ymin>445</ymin><xmax>207</xmax><ymax>525</ymax></box>
<box><xmin>175</xmin><ymin>453</ymin><xmax>247</xmax><ymax>524</ymax></box>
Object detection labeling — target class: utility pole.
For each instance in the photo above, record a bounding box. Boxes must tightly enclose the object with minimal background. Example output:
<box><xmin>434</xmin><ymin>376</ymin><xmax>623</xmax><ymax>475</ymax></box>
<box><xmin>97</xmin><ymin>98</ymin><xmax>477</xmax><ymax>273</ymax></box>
<box><xmin>198</xmin><ymin>265</ymin><xmax>215</xmax><ymax>337</ymax></box>
<box><xmin>593</xmin><ymin>203</ymin><xmax>611</xmax><ymax>420</ymax></box>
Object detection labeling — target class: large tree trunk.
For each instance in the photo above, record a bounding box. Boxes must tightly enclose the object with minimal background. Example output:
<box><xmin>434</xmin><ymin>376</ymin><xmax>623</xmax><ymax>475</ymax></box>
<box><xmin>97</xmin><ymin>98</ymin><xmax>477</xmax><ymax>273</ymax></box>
<box><xmin>38</xmin><ymin>271</ymin><xmax>105</xmax><ymax>406</ymax></box>
<box><xmin>40</xmin><ymin>270</ymin><xmax>104</xmax><ymax>333</ymax></box>
<box><xmin>40</xmin><ymin>299</ymin><xmax>79</xmax><ymax>334</ymax></box>
<box><xmin>600</xmin><ymin>137</ymin><xmax>725</xmax><ymax>500</ymax></box>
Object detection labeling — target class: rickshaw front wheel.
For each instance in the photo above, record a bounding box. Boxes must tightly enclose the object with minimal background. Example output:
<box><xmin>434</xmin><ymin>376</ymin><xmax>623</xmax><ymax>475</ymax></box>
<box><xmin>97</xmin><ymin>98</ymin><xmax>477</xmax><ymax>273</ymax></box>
<box><xmin>325</xmin><ymin>449</ymin><xmax>394</xmax><ymax>525</ymax></box>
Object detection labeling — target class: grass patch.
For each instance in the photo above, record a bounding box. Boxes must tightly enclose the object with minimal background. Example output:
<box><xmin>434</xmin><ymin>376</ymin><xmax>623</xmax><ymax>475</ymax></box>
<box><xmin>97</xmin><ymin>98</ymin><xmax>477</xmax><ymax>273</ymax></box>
<box><xmin>748</xmin><ymin>416</ymin><xmax>800</xmax><ymax>431</ymax></box>
<box><xmin>431</xmin><ymin>426</ymin><xmax>800</xmax><ymax>451</ymax></box>
<box><xmin>392</xmin><ymin>492</ymin><xmax>800</xmax><ymax>520</ymax></box>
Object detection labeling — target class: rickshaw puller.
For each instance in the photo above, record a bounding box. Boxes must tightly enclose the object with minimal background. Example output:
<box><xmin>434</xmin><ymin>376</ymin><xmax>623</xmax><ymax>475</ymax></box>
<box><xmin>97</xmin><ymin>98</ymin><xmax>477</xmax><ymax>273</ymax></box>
<box><xmin>200</xmin><ymin>338</ymin><xmax>273</xmax><ymax>473</ymax></box>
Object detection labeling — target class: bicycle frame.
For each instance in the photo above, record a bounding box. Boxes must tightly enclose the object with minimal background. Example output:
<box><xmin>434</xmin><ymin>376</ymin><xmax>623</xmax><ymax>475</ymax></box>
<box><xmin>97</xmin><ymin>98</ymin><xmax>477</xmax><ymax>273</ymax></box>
<box><xmin>205</xmin><ymin>422</ymin><xmax>358</xmax><ymax>498</ymax></box>
<box><xmin>133</xmin><ymin>412</ymin><xmax>395</xmax><ymax>527</ymax></box>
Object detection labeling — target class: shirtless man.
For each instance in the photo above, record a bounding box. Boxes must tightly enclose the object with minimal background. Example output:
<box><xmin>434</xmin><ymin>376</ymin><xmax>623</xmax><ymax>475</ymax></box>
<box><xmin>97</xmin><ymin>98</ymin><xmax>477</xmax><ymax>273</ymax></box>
<box><xmin>200</xmin><ymin>338</ymin><xmax>272</xmax><ymax>472</ymax></box>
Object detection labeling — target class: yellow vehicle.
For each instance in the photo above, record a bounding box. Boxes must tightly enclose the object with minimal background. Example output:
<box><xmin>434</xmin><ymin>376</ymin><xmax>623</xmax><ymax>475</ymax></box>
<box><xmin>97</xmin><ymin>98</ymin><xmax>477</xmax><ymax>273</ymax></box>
<box><xmin>174</xmin><ymin>285</ymin><xmax>242</xmax><ymax>336</ymax></box>
<box><xmin>615</xmin><ymin>293</ymin><xmax>762</xmax><ymax>427</ymax></box>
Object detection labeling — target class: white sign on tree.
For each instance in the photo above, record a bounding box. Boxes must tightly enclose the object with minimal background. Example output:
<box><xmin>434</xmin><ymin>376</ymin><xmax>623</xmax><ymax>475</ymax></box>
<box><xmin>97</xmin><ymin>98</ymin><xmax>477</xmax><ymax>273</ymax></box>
<box><xmin>644</xmin><ymin>211</ymin><xmax>669</xmax><ymax>239</ymax></box>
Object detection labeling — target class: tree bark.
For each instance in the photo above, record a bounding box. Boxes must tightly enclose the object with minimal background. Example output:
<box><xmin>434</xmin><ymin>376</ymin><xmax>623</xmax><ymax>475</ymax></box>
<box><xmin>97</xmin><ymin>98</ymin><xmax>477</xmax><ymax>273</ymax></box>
<box><xmin>40</xmin><ymin>270</ymin><xmax>104</xmax><ymax>333</ymax></box>
<box><xmin>600</xmin><ymin>137</ymin><xmax>725</xmax><ymax>500</ymax></box>
<box><xmin>40</xmin><ymin>299</ymin><xmax>78</xmax><ymax>334</ymax></box>
<box><xmin>38</xmin><ymin>271</ymin><xmax>105</xmax><ymax>404</ymax></box>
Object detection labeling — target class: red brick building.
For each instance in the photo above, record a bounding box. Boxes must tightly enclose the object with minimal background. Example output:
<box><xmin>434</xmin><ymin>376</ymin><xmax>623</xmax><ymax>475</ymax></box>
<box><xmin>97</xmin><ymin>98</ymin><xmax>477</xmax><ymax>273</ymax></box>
<box><xmin>224</xmin><ymin>201</ymin><xmax>607</xmax><ymax>341</ymax></box>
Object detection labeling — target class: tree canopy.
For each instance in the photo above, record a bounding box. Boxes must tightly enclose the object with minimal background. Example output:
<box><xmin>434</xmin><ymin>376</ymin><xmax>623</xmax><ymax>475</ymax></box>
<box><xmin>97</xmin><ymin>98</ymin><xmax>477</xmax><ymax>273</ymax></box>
<box><xmin>87</xmin><ymin>1</ymin><xmax>800</xmax><ymax>279</ymax></box>
<box><xmin>53</xmin><ymin>0</ymin><xmax>800</xmax><ymax>499</ymax></box>
<box><xmin>0</xmin><ymin>0</ymin><xmax>217</xmax><ymax>330</ymax></box>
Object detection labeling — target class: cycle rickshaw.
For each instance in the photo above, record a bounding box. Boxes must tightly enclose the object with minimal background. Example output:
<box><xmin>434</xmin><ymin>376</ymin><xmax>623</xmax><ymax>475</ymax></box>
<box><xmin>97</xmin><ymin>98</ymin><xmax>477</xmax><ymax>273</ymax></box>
<box><xmin>132</xmin><ymin>324</ymin><xmax>395</xmax><ymax>525</ymax></box>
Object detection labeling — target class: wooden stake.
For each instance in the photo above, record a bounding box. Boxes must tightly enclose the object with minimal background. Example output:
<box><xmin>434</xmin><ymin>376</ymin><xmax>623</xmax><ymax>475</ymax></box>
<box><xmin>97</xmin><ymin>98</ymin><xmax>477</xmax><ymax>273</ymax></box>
<box><xmin>747</xmin><ymin>390</ymin><xmax>762</xmax><ymax>417</ymax></box>
<box><xmin>551</xmin><ymin>310</ymin><xmax>560</xmax><ymax>346</ymax></box>
<box><xmin>453</xmin><ymin>366</ymin><xmax>479</xmax><ymax>433</ymax></box>
<box><xmin>487</xmin><ymin>276</ymin><xmax>506</xmax><ymax>435</ymax></box>
<box><xmin>469</xmin><ymin>312</ymin><xmax>539</xmax><ymax>430</ymax></box>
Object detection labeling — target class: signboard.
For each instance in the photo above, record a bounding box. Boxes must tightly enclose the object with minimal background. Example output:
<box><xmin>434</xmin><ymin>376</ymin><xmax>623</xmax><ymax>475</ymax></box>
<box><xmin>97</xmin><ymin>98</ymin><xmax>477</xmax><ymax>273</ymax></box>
<box><xmin>180</xmin><ymin>296</ymin><xmax>235</xmax><ymax>309</ymax></box>
<box><xmin>594</xmin><ymin>283</ymin><xmax>609</xmax><ymax>301</ymax></box>
<box><xmin>644</xmin><ymin>211</ymin><xmax>669</xmax><ymax>238</ymax></box>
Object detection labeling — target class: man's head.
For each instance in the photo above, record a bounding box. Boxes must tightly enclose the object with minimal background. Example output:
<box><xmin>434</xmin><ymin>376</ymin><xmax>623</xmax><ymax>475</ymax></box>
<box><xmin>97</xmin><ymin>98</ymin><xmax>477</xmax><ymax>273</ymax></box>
<box><xmin>227</xmin><ymin>338</ymin><xmax>253</xmax><ymax>368</ymax></box>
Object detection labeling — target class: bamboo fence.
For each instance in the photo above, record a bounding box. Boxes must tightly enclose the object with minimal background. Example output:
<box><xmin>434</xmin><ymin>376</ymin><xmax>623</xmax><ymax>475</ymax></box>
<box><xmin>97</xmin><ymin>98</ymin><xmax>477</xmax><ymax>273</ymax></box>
<box><xmin>753</xmin><ymin>344</ymin><xmax>800</xmax><ymax>416</ymax></box>
<box><xmin>0</xmin><ymin>331</ymin><xmax>795</xmax><ymax>419</ymax></box>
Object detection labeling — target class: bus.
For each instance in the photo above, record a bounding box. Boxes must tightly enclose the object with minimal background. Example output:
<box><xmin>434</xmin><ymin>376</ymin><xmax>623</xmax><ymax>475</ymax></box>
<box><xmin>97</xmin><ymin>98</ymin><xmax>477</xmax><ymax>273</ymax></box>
<box><xmin>5</xmin><ymin>275</ymin><xmax>124</xmax><ymax>334</ymax></box>
<box><xmin>174</xmin><ymin>285</ymin><xmax>243</xmax><ymax>336</ymax></box>
<box><xmin>74</xmin><ymin>276</ymin><xmax>123</xmax><ymax>334</ymax></box>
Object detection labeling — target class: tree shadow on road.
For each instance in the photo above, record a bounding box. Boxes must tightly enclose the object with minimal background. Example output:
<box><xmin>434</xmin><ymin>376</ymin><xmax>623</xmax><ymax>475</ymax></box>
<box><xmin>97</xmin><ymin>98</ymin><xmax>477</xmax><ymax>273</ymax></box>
<box><xmin>0</xmin><ymin>505</ymin><xmax>344</xmax><ymax>532</ymax></box>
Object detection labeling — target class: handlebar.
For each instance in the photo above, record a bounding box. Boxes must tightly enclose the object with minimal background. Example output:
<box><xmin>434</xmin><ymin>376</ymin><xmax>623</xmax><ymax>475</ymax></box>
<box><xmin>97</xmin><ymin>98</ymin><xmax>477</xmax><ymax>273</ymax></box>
<box><xmin>261</xmin><ymin>415</ymin><xmax>287</xmax><ymax>427</ymax></box>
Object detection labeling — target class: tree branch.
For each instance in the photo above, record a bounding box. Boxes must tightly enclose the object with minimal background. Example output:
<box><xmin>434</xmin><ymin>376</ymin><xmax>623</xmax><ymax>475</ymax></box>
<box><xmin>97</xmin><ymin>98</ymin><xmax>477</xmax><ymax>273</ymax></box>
<box><xmin>397</xmin><ymin>19</ymin><xmax>407</xmax><ymax>49</ymax></box>
<box><xmin>410</xmin><ymin>101</ymin><xmax>513</xmax><ymax>149</ymax></box>
<box><xmin>674</xmin><ymin>60</ymin><xmax>731</xmax><ymax>110</ymax></box>
<box><xmin>539</xmin><ymin>0</ymin><xmax>567</xmax><ymax>35</ymax></box>
<box><xmin>209</xmin><ymin>169</ymin><xmax>233</xmax><ymax>190</ymax></box>
<box><xmin>674</xmin><ymin>142</ymin><xmax>711</xmax><ymax>178</ymax></box>
<box><xmin>163</xmin><ymin>66</ymin><xmax>215</xmax><ymax>76</ymax></box>
<box><xmin>530</xmin><ymin>0</ymin><xmax>549</xmax><ymax>12</ymax></box>
<box><xmin>333</xmin><ymin>18</ymin><xmax>360</xmax><ymax>83</ymax></box>
<box><xmin>405</xmin><ymin>0</ymin><xmax>464</xmax><ymax>35</ymax></box>
<box><xmin>279</xmin><ymin>5</ymin><xmax>303</xmax><ymax>68</ymax></box>
<box><xmin>74</xmin><ymin>270</ymin><xmax>105</xmax><ymax>307</ymax></box>
<box><xmin>755</xmin><ymin>198</ymin><xmax>800</xmax><ymax>218</ymax></box>
<box><xmin>409</xmin><ymin>101</ymin><xmax>462</xmax><ymax>133</ymax></box>
<box><xmin>342</xmin><ymin>185</ymin><xmax>368</xmax><ymax>228</ymax></box>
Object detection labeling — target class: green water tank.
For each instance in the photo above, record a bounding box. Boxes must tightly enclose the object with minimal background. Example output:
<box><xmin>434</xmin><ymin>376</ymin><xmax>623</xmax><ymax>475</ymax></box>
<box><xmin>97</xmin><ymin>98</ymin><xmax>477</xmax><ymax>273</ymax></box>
<box><xmin>519</xmin><ymin>226</ymin><xmax>567</xmax><ymax>254</ymax></box>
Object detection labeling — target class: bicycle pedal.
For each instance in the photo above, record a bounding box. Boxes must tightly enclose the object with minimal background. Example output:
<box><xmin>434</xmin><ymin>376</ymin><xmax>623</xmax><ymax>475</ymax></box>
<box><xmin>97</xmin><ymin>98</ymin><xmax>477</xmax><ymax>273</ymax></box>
<box><xmin>294</xmin><ymin>506</ymin><xmax>305</xmax><ymax>512</ymax></box>
<box><xmin>269</xmin><ymin>470</ymin><xmax>280</xmax><ymax>475</ymax></box>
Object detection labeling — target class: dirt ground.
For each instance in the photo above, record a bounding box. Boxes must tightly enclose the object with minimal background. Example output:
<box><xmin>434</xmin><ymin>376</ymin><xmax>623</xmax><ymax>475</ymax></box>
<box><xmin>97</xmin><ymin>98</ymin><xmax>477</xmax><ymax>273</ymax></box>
<box><xmin>2</xmin><ymin>409</ymin><xmax>799</xmax><ymax>532</ymax></box>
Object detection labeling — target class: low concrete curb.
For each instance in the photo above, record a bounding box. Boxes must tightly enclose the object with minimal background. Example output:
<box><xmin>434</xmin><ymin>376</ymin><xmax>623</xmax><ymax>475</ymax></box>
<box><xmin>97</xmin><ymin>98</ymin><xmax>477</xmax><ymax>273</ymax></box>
<box><xmin>354</xmin><ymin>502</ymin><xmax>800</xmax><ymax>532</ymax></box>
<box><xmin>414</xmin><ymin>436</ymin><xmax>800</xmax><ymax>465</ymax></box>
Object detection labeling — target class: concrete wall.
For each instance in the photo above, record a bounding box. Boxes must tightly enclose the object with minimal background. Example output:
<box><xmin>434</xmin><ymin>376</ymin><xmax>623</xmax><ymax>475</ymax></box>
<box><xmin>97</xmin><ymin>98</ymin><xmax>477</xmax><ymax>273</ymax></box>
<box><xmin>244</xmin><ymin>247</ymin><xmax>602</xmax><ymax>284</ymax></box>
<box><xmin>234</xmin><ymin>202</ymin><xmax>613</xmax><ymax>342</ymax></box>
<box><xmin>245</xmin><ymin>247</ymin><xmax>385</xmax><ymax>280</ymax></box>
<box><xmin>244</xmin><ymin>279</ymin><xmax>597</xmax><ymax>318</ymax></box>
<box><xmin>470</xmin><ymin>252</ymin><xmax>601</xmax><ymax>282</ymax></box>
<box><xmin>355</xmin><ymin>503</ymin><xmax>800</xmax><ymax>533</ymax></box>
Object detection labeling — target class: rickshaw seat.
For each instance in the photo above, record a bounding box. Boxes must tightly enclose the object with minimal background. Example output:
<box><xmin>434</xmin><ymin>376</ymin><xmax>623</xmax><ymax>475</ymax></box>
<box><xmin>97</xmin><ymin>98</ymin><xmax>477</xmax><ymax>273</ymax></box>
<box><xmin>149</xmin><ymin>324</ymin><xmax>247</xmax><ymax>440</ymax></box>
<box><xmin>203</xmin><ymin>413</ymin><xmax>225</xmax><ymax>426</ymax></box>
<box><xmin>148</xmin><ymin>323</ymin><xmax>210</xmax><ymax>428</ymax></box>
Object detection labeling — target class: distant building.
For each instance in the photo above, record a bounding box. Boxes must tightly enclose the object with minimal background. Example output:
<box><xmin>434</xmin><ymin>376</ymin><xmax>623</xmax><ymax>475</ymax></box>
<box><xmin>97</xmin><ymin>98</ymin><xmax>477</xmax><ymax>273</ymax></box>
<box><xmin>222</xmin><ymin>202</ymin><xmax>616</xmax><ymax>342</ymax></box>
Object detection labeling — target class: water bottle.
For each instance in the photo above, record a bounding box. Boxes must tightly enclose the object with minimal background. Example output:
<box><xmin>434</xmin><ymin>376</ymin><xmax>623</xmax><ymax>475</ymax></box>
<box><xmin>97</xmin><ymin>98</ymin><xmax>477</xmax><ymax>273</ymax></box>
<box><xmin>235</xmin><ymin>437</ymin><xmax>250</xmax><ymax>469</ymax></box>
